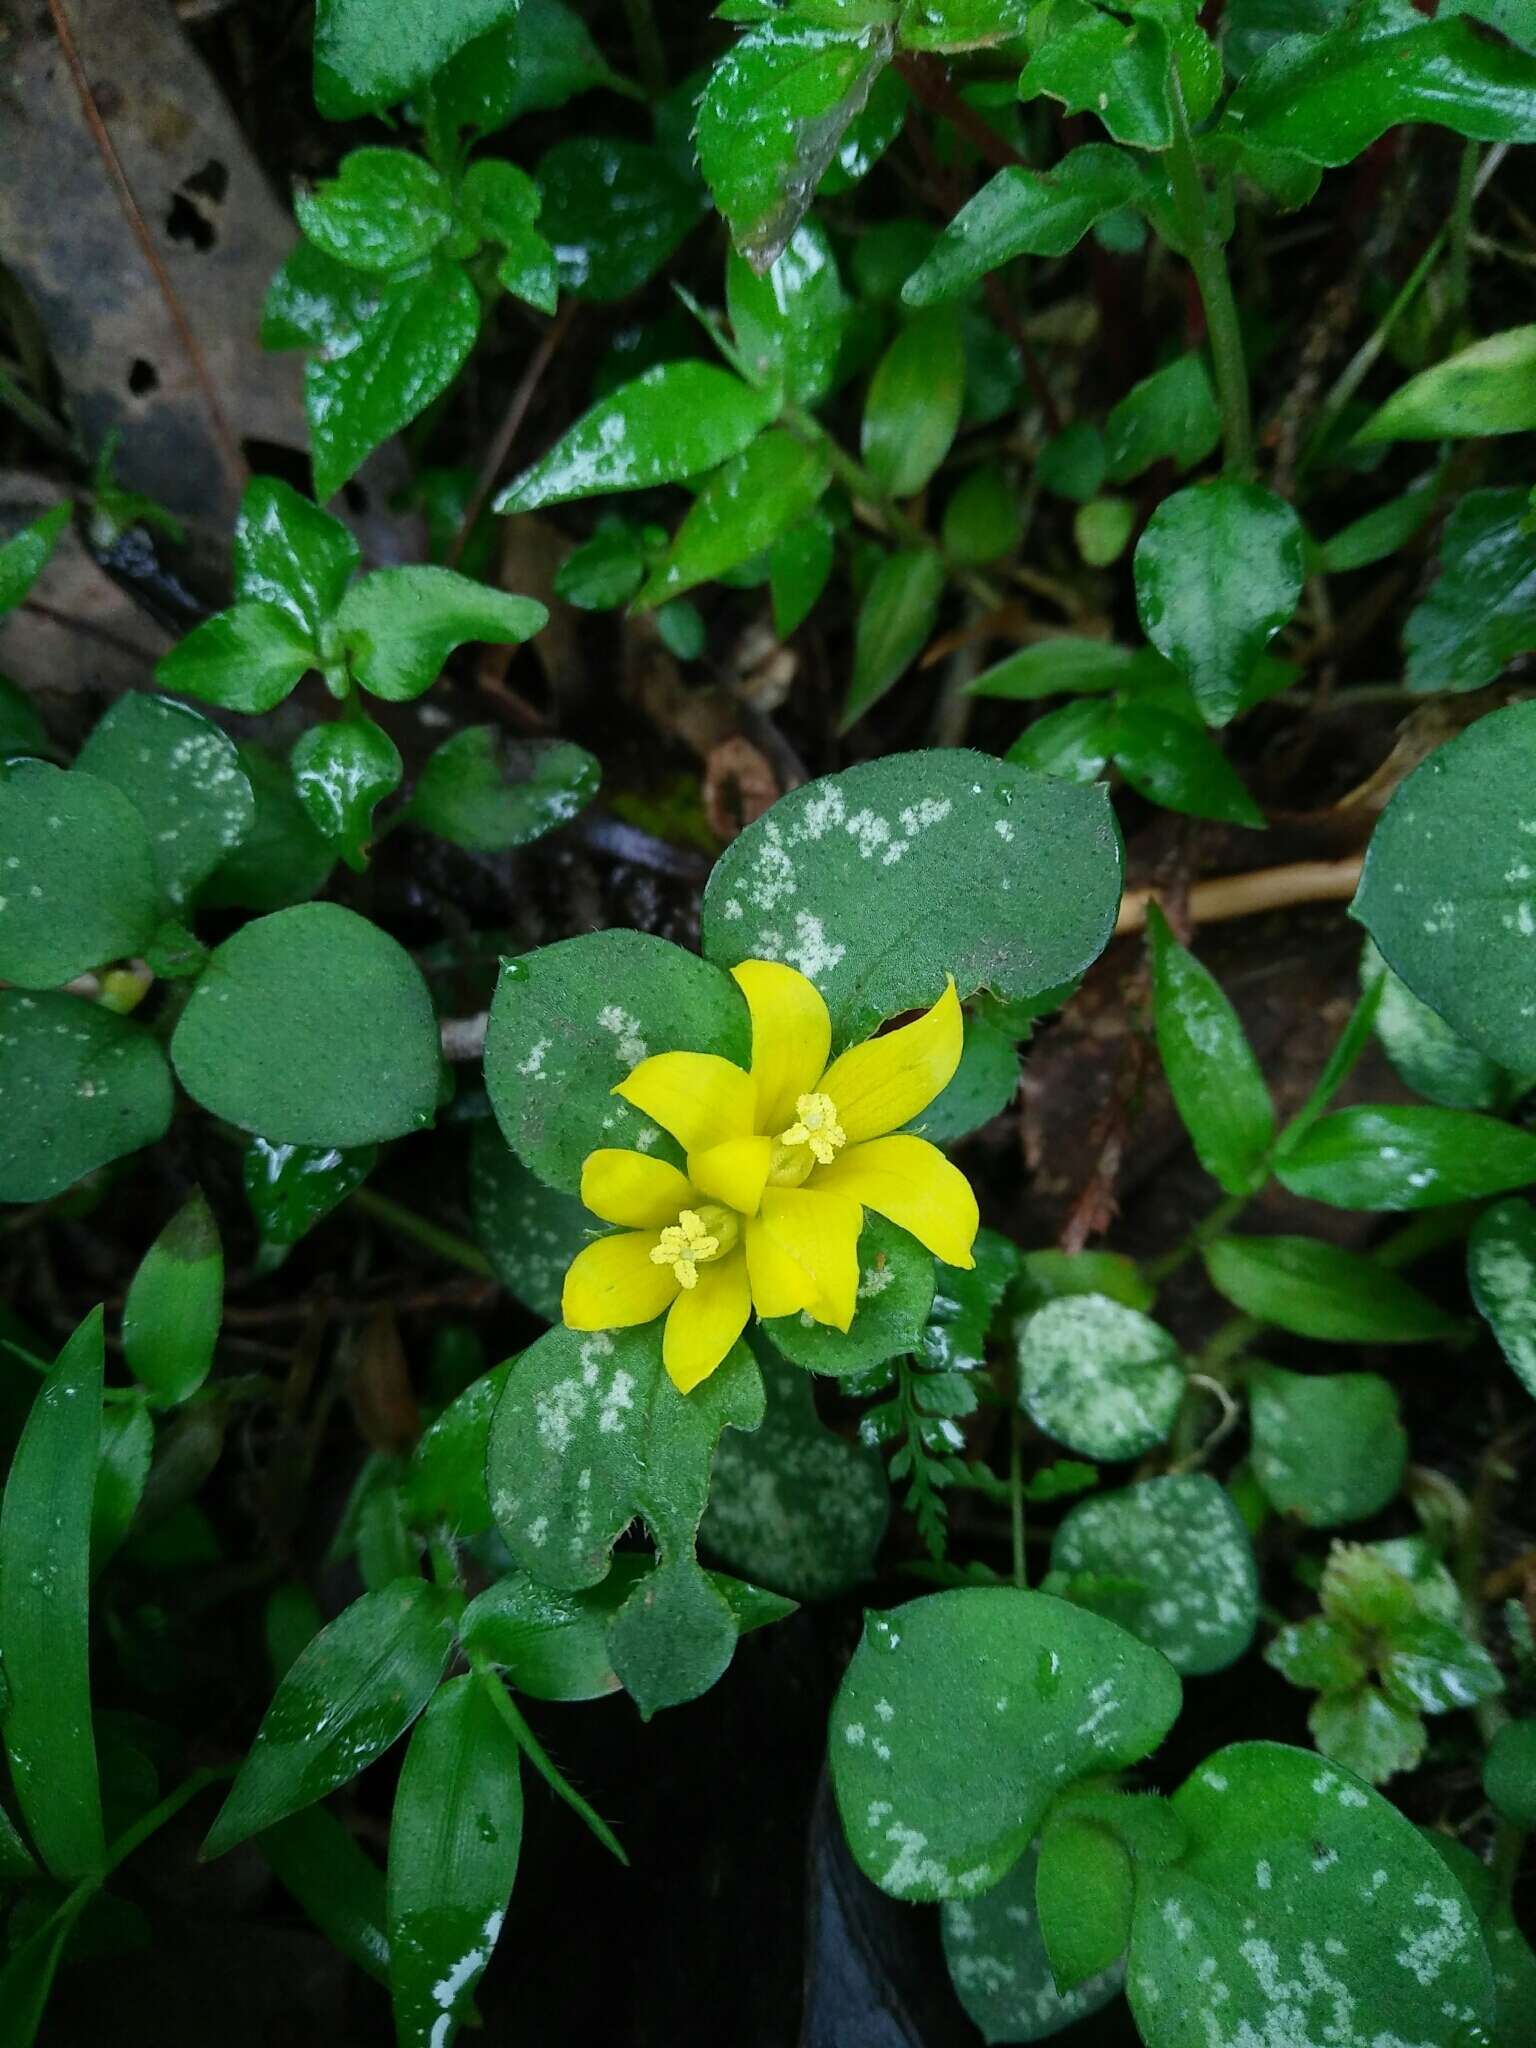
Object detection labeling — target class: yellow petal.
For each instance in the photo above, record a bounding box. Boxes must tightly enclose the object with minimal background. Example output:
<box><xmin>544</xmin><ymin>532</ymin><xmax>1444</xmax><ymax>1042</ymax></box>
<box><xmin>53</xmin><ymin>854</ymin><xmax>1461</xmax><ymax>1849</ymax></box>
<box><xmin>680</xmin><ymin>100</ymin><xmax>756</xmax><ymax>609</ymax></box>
<box><xmin>663</xmin><ymin>1248</ymin><xmax>751</xmax><ymax>1393</ymax></box>
<box><xmin>732</xmin><ymin>959</ymin><xmax>832</xmax><ymax>1134</ymax></box>
<box><xmin>580</xmin><ymin>1149</ymin><xmax>694</xmax><ymax>1228</ymax></box>
<box><xmin>688</xmin><ymin>1135</ymin><xmax>772</xmax><ymax>1216</ymax></box>
<box><xmin>613</xmin><ymin>1051</ymin><xmax>755</xmax><ymax>1154</ymax></box>
<box><xmin>812</xmin><ymin>1135</ymin><xmax>977</xmax><ymax>1270</ymax></box>
<box><xmin>818</xmin><ymin>977</ymin><xmax>963</xmax><ymax>1144</ymax></box>
<box><xmin>562</xmin><ymin>1231</ymin><xmax>676</xmax><ymax>1329</ymax></box>
<box><xmin>744</xmin><ymin>1214</ymin><xmax>819</xmax><ymax>1319</ymax></box>
<box><xmin>754</xmin><ymin>1187</ymin><xmax>863</xmax><ymax>1331</ymax></box>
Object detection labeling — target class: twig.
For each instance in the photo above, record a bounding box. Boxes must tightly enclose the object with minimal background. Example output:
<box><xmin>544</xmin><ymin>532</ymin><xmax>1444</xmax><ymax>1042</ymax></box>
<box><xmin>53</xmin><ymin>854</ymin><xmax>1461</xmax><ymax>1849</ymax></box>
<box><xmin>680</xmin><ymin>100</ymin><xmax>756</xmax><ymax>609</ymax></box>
<box><xmin>893</xmin><ymin>52</ymin><xmax>1028</xmax><ymax>175</ymax></box>
<box><xmin>46</xmin><ymin>0</ymin><xmax>245</xmax><ymax>482</ymax></box>
<box><xmin>449</xmin><ymin>300</ymin><xmax>578</xmax><ymax>569</ymax></box>
<box><xmin>1116</xmin><ymin>855</ymin><xmax>1363</xmax><ymax>937</ymax></box>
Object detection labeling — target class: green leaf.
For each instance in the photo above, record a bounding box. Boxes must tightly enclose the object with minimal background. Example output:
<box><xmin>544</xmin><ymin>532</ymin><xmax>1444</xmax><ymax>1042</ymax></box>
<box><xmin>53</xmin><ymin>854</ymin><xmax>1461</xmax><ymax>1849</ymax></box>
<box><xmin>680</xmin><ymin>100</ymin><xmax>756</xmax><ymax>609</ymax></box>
<box><xmin>468</xmin><ymin>1127</ymin><xmax>588</xmax><ymax>1321</ymax></box>
<box><xmin>701</xmin><ymin>748</ymin><xmax>1123</xmax><ymax>1047</ymax></box>
<box><xmin>0</xmin><ymin>504</ymin><xmax>69</xmax><ymax>617</ymax></box>
<box><xmin>1204</xmin><ymin>1233</ymin><xmax>1457</xmax><ymax>1343</ymax></box>
<box><xmin>701</xmin><ymin>1349</ymin><xmax>888</xmax><ymax>1599</ymax></box>
<box><xmin>387</xmin><ymin>1673</ymin><xmax>522</xmax><ymax>2048</ymax></box>
<box><xmin>696</xmin><ymin>21</ymin><xmax>897</xmax><ymax>271</ymax></box>
<box><xmin>1469</xmin><ymin>1197</ymin><xmax>1536</xmax><ymax>1404</ymax></box>
<box><xmin>0</xmin><ymin>993</ymin><xmax>173</xmax><ymax>1203</ymax></box>
<box><xmin>1131</xmin><ymin>1743</ymin><xmax>1494</xmax><ymax>2045</ymax></box>
<box><xmin>606</xmin><ymin>1554</ymin><xmax>740</xmax><ymax>1716</ymax></box>
<box><xmin>1034</xmin><ymin>1810</ymin><xmax>1133</xmax><ymax>1993</ymax></box>
<box><xmin>637</xmin><ymin>431</ymin><xmax>831</xmax><ymax>607</ymax></box>
<box><xmin>403</xmin><ymin>729</ymin><xmax>597</xmax><ymax>852</ymax></box>
<box><xmin>1248</xmin><ymin>1364</ymin><xmax>1406</xmax><ymax>1525</ymax></box>
<box><xmin>943</xmin><ymin>462</ymin><xmax>1023</xmax><ymax>567</ymax></box>
<box><xmin>554</xmin><ymin>523</ymin><xmax>647</xmax><ymax>610</ymax></box>
<box><xmin>495</xmin><ymin>363</ymin><xmax>773</xmax><ymax>514</ymax></box>
<box><xmin>1017</xmin><ymin>1294</ymin><xmax>1184</xmax><ymax>1460</ymax></box>
<box><xmin>495</xmin><ymin>225</ymin><xmax>560</xmax><ymax>314</ymax></box>
<box><xmin>1020</xmin><ymin>1</ymin><xmax>1175</xmax><ymax>148</ymax></box>
<box><xmin>1223</xmin><ymin>0</ymin><xmax>1536</xmax><ymax>165</ymax></box>
<box><xmin>485</xmin><ymin>928</ymin><xmax>748</xmax><ymax>1190</ymax></box>
<box><xmin>1354</xmin><ymin>701</ymin><xmax>1536</xmax><ymax>1070</ymax></box>
<box><xmin>1319</xmin><ymin>475</ymin><xmax>1440</xmax><ymax>575</ymax></box>
<box><xmin>290</xmin><ymin>714</ymin><xmax>403</xmax><ymax>870</ymax></box>
<box><xmin>75</xmin><ymin>695</ymin><xmax>255</xmax><ymax>911</ymax></box>
<box><xmin>829</xmin><ymin>1587</ymin><xmax>1181</xmax><ymax>1900</ymax></box>
<box><xmin>1358</xmin><ymin>326</ymin><xmax>1536</xmax><ymax>444</ymax></box>
<box><xmin>90</xmin><ymin>1398</ymin><xmax>153</xmax><ymax>1571</ymax></box>
<box><xmin>460</xmin><ymin>1560</ymin><xmax>633</xmax><ymax>1702</ymax></box>
<box><xmin>941</xmin><ymin>1838</ymin><xmax>1124</xmax><ymax>2043</ymax></box>
<box><xmin>0</xmin><ymin>676</ymin><xmax>45</xmax><ymax>758</ymax></box>
<box><xmin>0</xmin><ymin>1310</ymin><xmax>105</xmax><ymax>1878</ymax></box>
<box><xmin>769</xmin><ymin>512</ymin><xmax>836</xmax><ymax>637</ymax></box>
<box><xmin>0</xmin><ymin>761</ymin><xmax>160</xmax><ymax>988</ymax></box>
<box><xmin>1265</xmin><ymin>1613</ymin><xmax>1370</xmax><ymax>1695</ymax></box>
<box><xmin>1485</xmin><ymin>1719</ymin><xmax>1536</xmax><ymax>1828</ymax></box>
<box><xmin>727</xmin><ymin>221</ymin><xmax>847</xmax><ymax>409</ymax></box>
<box><xmin>1015</xmin><ymin>1245</ymin><xmax>1153</xmax><ymax>1315</ymax></box>
<box><xmin>198</xmin><ymin>742</ymin><xmax>336</xmax><ymax>914</ymax></box>
<box><xmin>841</xmin><ymin>548</ymin><xmax>946</xmax><ymax>729</ymax></box>
<box><xmin>245</xmin><ymin>1137</ymin><xmax>377</xmax><ymax>1257</ymax></box>
<box><xmin>336</xmin><ymin>566</ymin><xmax>545</xmax><ymax>702</ymax></box>
<box><xmin>0</xmin><ymin>1892</ymin><xmax>92</xmax><ymax>2048</ymax></box>
<box><xmin>1274</xmin><ymin>1104</ymin><xmax>1536</xmax><ymax>1210</ymax></box>
<box><xmin>1111</xmin><ymin>704</ymin><xmax>1264</xmax><ymax>826</ymax></box>
<box><xmin>922</xmin><ymin>1227</ymin><xmax>1021</xmax><ymax>1372</ymax></box>
<box><xmin>171</xmin><ymin>902</ymin><xmax>442</xmax><ymax>1148</ymax></box>
<box><xmin>485</xmin><ymin>1321</ymin><xmax>764</xmax><ymax>1590</ymax></box>
<box><xmin>911</xmin><ymin>1011</ymin><xmax>1019</xmax><ymax>1143</ymax></box>
<box><xmin>122</xmin><ymin>1191</ymin><xmax>223</xmax><ymax>1404</ymax></box>
<box><xmin>404</xmin><ymin>1361</ymin><xmax>511</xmax><ymax>1538</ymax></box>
<box><xmin>1402</xmin><ymin>488</ymin><xmax>1536</xmax><ymax>695</ymax></box>
<box><xmin>1366</xmin><ymin>939</ymin><xmax>1529</xmax><ymax>1113</ymax></box>
<box><xmin>307</xmin><ymin>261</ymin><xmax>481</xmax><ymax>504</ymax></box>
<box><xmin>233</xmin><ymin>477</ymin><xmax>360</xmax><ymax>639</ymax></box>
<box><xmin>1148</xmin><ymin>904</ymin><xmax>1275</xmax><ymax>1194</ymax></box>
<box><xmin>536</xmin><ymin>136</ymin><xmax>701</xmax><ymax>302</ymax></box>
<box><xmin>762</xmin><ymin>1214</ymin><xmax>935</xmax><ymax>1377</ymax></box>
<box><xmin>901</xmin><ymin>147</ymin><xmax>1147</xmax><ymax>307</ymax></box>
<box><xmin>1047</xmin><ymin>1474</ymin><xmax>1258</xmax><ymax>1676</ymax></box>
<box><xmin>430</xmin><ymin>0</ymin><xmax>620</xmax><ymax>133</ymax></box>
<box><xmin>295</xmin><ymin>148</ymin><xmax>452</xmax><ymax>273</ymax></box>
<box><xmin>898</xmin><ymin>0</ymin><xmax>1028</xmax><ymax>49</ymax></box>
<box><xmin>1134</xmin><ymin>479</ymin><xmax>1306</xmax><ymax>726</ymax></box>
<box><xmin>1104</xmin><ymin>352</ymin><xmax>1221</xmax><ymax>483</ymax></box>
<box><xmin>968</xmin><ymin>635</ymin><xmax>1157</xmax><ymax>701</ymax></box>
<box><xmin>155</xmin><ymin>600</ymin><xmax>317</xmax><ymax>714</ymax></box>
<box><xmin>1073</xmin><ymin>495</ymin><xmax>1135</xmax><ymax>568</ymax></box>
<box><xmin>460</xmin><ymin>156</ymin><xmax>541</xmax><ymax>242</ymax></box>
<box><xmin>862</xmin><ymin>307</ymin><xmax>965</xmax><ymax>500</ymax></box>
<box><xmin>312</xmin><ymin>0</ymin><xmax>519</xmax><ymax>118</ymax></box>
<box><xmin>1379</xmin><ymin>1613</ymin><xmax>1503</xmax><ymax>1717</ymax></box>
<box><xmin>203</xmin><ymin>1580</ymin><xmax>456</xmax><ymax>1858</ymax></box>
<box><xmin>258</xmin><ymin>1804</ymin><xmax>389</xmax><ymax>1986</ymax></box>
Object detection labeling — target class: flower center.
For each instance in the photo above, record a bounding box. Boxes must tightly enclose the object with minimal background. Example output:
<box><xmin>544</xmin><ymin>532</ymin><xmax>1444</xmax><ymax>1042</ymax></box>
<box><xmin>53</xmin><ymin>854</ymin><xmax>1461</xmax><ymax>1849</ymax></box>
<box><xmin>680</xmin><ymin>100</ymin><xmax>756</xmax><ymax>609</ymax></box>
<box><xmin>771</xmin><ymin>1091</ymin><xmax>847</xmax><ymax>1184</ymax></box>
<box><xmin>649</xmin><ymin>1204</ymin><xmax>737</xmax><ymax>1289</ymax></box>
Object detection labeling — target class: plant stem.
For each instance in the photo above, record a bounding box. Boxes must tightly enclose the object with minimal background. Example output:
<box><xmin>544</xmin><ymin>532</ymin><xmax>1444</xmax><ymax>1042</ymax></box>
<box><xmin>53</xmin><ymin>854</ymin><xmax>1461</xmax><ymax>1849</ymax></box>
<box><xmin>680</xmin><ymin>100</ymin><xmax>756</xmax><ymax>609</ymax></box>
<box><xmin>350</xmin><ymin>1189</ymin><xmax>494</xmax><ymax>1280</ymax></box>
<box><xmin>1147</xmin><ymin>1189</ymin><xmax>1252</xmax><ymax>1289</ymax></box>
<box><xmin>0</xmin><ymin>362</ymin><xmax>80</xmax><ymax>461</ymax></box>
<box><xmin>1165</xmin><ymin>72</ymin><xmax>1253</xmax><ymax>479</ymax></box>
<box><xmin>473</xmin><ymin>1664</ymin><xmax>629</xmax><ymax>1865</ymax></box>
<box><xmin>1446</xmin><ymin>139</ymin><xmax>1480</xmax><ymax>323</ymax></box>
<box><xmin>1115</xmin><ymin>856</ymin><xmax>1363</xmax><ymax>937</ymax></box>
<box><xmin>620</xmin><ymin>0</ymin><xmax>667</xmax><ymax>100</ymax></box>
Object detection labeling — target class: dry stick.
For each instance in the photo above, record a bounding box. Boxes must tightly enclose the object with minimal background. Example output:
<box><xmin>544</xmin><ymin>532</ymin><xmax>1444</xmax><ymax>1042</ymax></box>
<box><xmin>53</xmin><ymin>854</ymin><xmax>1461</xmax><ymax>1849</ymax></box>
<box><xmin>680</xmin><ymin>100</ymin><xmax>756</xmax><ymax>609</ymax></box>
<box><xmin>448</xmin><ymin>299</ymin><xmax>578</xmax><ymax>570</ymax></box>
<box><xmin>1115</xmin><ymin>854</ymin><xmax>1364</xmax><ymax>937</ymax></box>
<box><xmin>47</xmin><ymin>0</ymin><xmax>246</xmax><ymax>483</ymax></box>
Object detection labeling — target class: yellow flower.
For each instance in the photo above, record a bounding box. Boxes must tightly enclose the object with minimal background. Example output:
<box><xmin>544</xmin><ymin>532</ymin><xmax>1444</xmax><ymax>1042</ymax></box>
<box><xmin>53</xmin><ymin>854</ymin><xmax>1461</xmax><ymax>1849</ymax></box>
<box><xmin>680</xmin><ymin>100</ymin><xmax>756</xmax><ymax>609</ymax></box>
<box><xmin>561</xmin><ymin>961</ymin><xmax>979</xmax><ymax>1394</ymax></box>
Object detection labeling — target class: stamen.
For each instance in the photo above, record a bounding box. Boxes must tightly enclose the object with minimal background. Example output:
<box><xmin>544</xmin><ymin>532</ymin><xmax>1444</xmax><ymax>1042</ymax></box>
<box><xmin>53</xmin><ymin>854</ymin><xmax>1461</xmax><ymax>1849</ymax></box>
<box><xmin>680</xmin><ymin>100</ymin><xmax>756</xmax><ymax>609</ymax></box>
<box><xmin>778</xmin><ymin>1091</ymin><xmax>846</xmax><ymax>1167</ymax></box>
<box><xmin>649</xmin><ymin>1207</ymin><xmax>723</xmax><ymax>1288</ymax></box>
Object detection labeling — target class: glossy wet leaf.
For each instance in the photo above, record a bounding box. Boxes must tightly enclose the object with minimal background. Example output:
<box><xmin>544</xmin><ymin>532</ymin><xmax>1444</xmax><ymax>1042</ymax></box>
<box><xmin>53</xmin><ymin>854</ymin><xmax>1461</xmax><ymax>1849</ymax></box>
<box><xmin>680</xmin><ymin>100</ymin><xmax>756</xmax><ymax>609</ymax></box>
<box><xmin>702</xmin><ymin>748</ymin><xmax>1123</xmax><ymax>1048</ymax></box>
<box><xmin>862</xmin><ymin>307</ymin><xmax>964</xmax><ymax>500</ymax></box>
<box><xmin>203</xmin><ymin>1579</ymin><xmax>456</xmax><ymax>1858</ymax></box>
<box><xmin>638</xmin><ymin>431</ymin><xmax>831</xmax><ymax>607</ymax></box>
<box><xmin>404</xmin><ymin>1361</ymin><xmax>512</xmax><ymax>1538</ymax></box>
<box><xmin>431</xmin><ymin>0</ymin><xmax>621</xmax><ymax>134</ymax></box>
<box><xmin>1485</xmin><ymin>1719</ymin><xmax>1536</xmax><ymax>1828</ymax></box>
<box><xmin>1126</xmin><ymin>1742</ymin><xmax>1494</xmax><ymax>2048</ymax></box>
<box><xmin>232</xmin><ymin>476</ymin><xmax>359</xmax><ymax>637</ymax></box>
<box><xmin>1402</xmin><ymin>488</ymin><xmax>1536</xmax><ymax>695</ymax></box>
<box><xmin>0</xmin><ymin>992</ymin><xmax>173</xmax><ymax>1203</ymax></box>
<box><xmin>1224</xmin><ymin>0</ymin><xmax>1536</xmax><ymax>165</ymax></box>
<box><xmin>1204</xmin><ymin>1233</ymin><xmax>1456</xmax><ymax>1344</ymax></box>
<box><xmin>1104</xmin><ymin>352</ymin><xmax>1220</xmax><ymax>483</ymax></box>
<box><xmin>90</xmin><ymin>1398</ymin><xmax>153</xmax><ymax>1570</ymax></box>
<box><xmin>1018</xmin><ymin>1294</ymin><xmax>1184</xmax><ymax>1461</ymax></box>
<box><xmin>769</xmin><ymin>512</ymin><xmax>836</xmax><ymax>637</ymax></box>
<box><xmin>762</xmin><ymin>1215</ymin><xmax>934</xmax><ymax>1378</ymax></box>
<box><xmin>0</xmin><ymin>1310</ymin><xmax>104</xmax><ymax>1877</ymax></box>
<box><xmin>969</xmin><ymin>635</ymin><xmax>1157</xmax><ymax>701</ymax></box>
<box><xmin>171</xmin><ymin>902</ymin><xmax>441</xmax><ymax>1148</ymax></box>
<box><xmin>942</xmin><ymin>462</ymin><xmax>1022</xmax><ymax>567</ymax></box>
<box><xmin>387</xmin><ymin>1673</ymin><xmax>522</xmax><ymax>2048</ymax></box>
<box><xmin>488</xmin><ymin>1321</ymin><xmax>763</xmax><ymax>1597</ymax></box>
<box><xmin>1134</xmin><ymin>480</ymin><xmax>1305</xmax><ymax>726</ymax></box>
<box><xmin>941</xmin><ymin>1838</ymin><xmax>1124</xmax><ymax>2044</ymax></box>
<box><xmin>606</xmin><ymin>1554</ymin><xmax>741</xmax><ymax>1716</ymax></box>
<box><xmin>1021</xmin><ymin>1</ymin><xmax>1176</xmax><ymax>145</ymax></box>
<box><xmin>122</xmin><ymin>1190</ymin><xmax>223</xmax><ymax>1404</ymax></box>
<box><xmin>312</xmin><ymin>0</ymin><xmax>520</xmax><ymax>118</ymax></box>
<box><xmin>467</xmin><ymin>1128</ymin><xmax>587</xmax><ymax>1323</ymax></box>
<box><xmin>496</xmin><ymin>363</ymin><xmax>774</xmax><ymax>514</ymax></box>
<box><xmin>726</xmin><ymin>221</ymin><xmax>847</xmax><ymax>408</ymax></box>
<box><xmin>829</xmin><ymin>1587</ymin><xmax>1181</xmax><ymax>1901</ymax></box>
<box><xmin>1248</xmin><ymin>1364</ymin><xmax>1406</xmax><ymax>1526</ymax></box>
<box><xmin>1112</xmin><ymin>705</ymin><xmax>1263</xmax><ymax>826</ymax></box>
<box><xmin>198</xmin><ymin>742</ymin><xmax>336</xmax><ymax>914</ymax></box>
<box><xmin>295</xmin><ymin>148</ymin><xmax>451</xmax><ymax>273</ymax></box>
<box><xmin>902</xmin><ymin>147</ymin><xmax>1147</xmax><ymax>306</ymax></box>
<box><xmin>1359</xmin><ymin>326</ymin><xmax>1536</xmax><ymax>445</ymax></box>
<box><xmin>156</xmin><ymin>600</ymin><xmax>317</xmax><ymax>715</ymax></box>
<box><xmin>258</xmin><ymin>1804</ymin><xmax>390</xmax><ymax>1986</ymax></box>
<box><xmin>336</xmin><ymin>566</ymin><xmax>545</xmax><ymax>703</ymax></box>
<box><xmin>484</xmin><ymin>928</ymin><xmax>749</xmax><ymax>1192</ymax></box>
<box><xmin>1148</xmin><ymin>904</ymin><xmax>1274</xmax><ymax>1195</ymax></box>
<box><xmin>701</xmin><ymin>1349</ymin><xmax>887</xmax><ymax>1600</ymax></box>
<box><xmin>841</xmin><ymin>548</ymin><xmax>945</xmax><ymax>729</ymax></box>
<box><xmin>290</xmin><ymin>715</ymin><xmax>401</xmax><ymax>869</ymax></box>
<box><xmin>404</xmin><ymin>729</ymin><xmax>597</xmax><ymax>853</ymax></box>
<box><xmin>0</xmin><ymin>761</ymin><xmax>160</xmax><ymax>988</ymax></box>
<box><xmin>696</xmin><ymin>20</ymin><xmax>897</xmax><ymax>271</ymax></box>
<box><xmin>1275</xmin><ymin>1104</ymin><xmax>1536</xmax><ymax>1210</ymax></box>
<box><xmin>244</xmin><ymin>1137</ymin><xmax>377</xmax><ymax>1257</ymax></box>
<box><xmin>1428</xmin><ymin>1827</ymin><xmax>1536</xmax><ymax>2048</ymax></box>
<box><xmin>460</xmin><ymin>1561</ymin><xmax>635</xmax><ymax>1702</ymax></box>
<box><xmin>0</xmin><ymin>504</ymin><xmax>68</xmax><ymax>616</ymax></box>
<box><xmin>0</xmin><ymin>1892</ymin><xmax>92</xmax><ymax>2048</ymax></box>
<box><xmin>1469</xmin><ymin>1198</ymin><xmax>1536</xmax><ymax>1404</ymax></box>
<box><xmin>537</xmin><ymin>136</ymin><xmax>701</xmax><ymax>301</ymax></box>
<box><xmin>1320</xmin><ymin>475</ymin><xmax>1441</xmax><ymax>575</ymax></box>
<box><xmin>1355</xmin><ymin>701</ymin><xmax>1536</xmax><ymax>1072</ymax></box>
<box><xmin>1365</xmin><ymin>939</ymin><xmax>1529</xmax><ymax>1112</ymax></box>
<box><xmin>1048</xmin><ymin>1474</ymin><xmax>1258</xmax><ymax>1676</ymax></box>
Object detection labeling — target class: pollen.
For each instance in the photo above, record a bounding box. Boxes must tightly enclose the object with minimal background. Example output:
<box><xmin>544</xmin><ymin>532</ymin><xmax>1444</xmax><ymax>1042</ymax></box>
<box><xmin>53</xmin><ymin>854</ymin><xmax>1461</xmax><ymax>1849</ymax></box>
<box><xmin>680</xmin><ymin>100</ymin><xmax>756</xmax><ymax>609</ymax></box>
<box><xmin>779</xmin><ymin>1091</ymin><xmax>847</xmax><ymax>1166</ymax></box>
<box><xmin>649</xmin><ymin>1208</ymin><xmax>721</xmax><ymax>1289</ymax></box>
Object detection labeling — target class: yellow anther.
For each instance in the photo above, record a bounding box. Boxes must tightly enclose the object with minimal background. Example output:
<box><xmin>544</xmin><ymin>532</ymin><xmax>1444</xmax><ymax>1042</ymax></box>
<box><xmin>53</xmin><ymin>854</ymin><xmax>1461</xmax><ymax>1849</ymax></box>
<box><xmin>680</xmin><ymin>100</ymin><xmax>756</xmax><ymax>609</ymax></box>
<box><xmin>649</xmin><ymin>1208</ymin><xmax>723</xmax><ymax>1289</ymax></box>
<box><xmin>778</xmin><ymin>1091</ymin><xmax>846</xmax><ymax>1167</ymax></box>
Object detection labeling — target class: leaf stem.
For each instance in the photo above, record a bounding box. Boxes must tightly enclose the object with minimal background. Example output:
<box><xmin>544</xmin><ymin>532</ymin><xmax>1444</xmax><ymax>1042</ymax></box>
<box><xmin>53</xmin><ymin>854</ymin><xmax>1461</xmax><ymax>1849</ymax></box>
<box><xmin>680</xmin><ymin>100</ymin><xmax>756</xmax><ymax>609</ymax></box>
<box><xmin>1164</xmin><ymin>73</ymin><xmax>1253</xmax><ymax>479</ymax></box>
<box><xmin>620</xmin><ymin>0</ymin><xmax>668</xmax><ymax>100</ymax></box>
<box><xmin>1446</xmin><ymin>139</ymin><xmax>1480</xmax><ymax>324</ymax></box>
<box><xmin>1147</xmin><ymin>1188</ymin><xmax>1252</xmax><ymax>1289</ymax></box>
<box><xmin>349</xmin><ymin>1189</ymin><xmax>494</xmax><ymax>1280</ymax></box>
<box><xmin>472</xmin><ymin>1663</ymin><xmax>628</xmax><ymax>1865</ymax></box>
